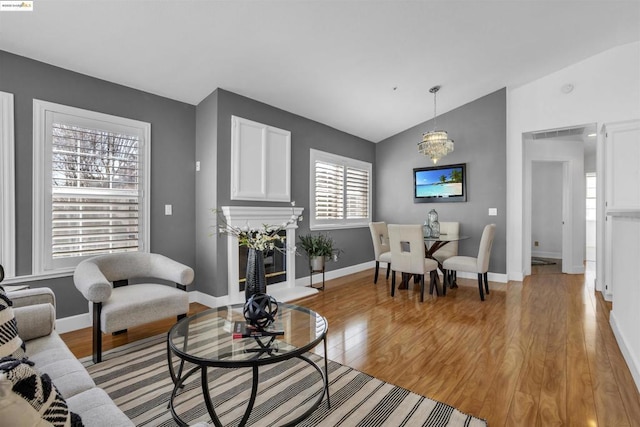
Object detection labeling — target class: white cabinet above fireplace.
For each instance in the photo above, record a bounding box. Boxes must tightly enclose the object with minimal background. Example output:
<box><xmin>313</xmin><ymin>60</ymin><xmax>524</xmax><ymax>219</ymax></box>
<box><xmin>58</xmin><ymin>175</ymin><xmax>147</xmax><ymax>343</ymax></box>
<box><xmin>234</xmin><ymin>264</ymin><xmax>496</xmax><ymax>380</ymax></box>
<box><xmin>230</xmin><ymin>116</ymin><xmax>291</xmax><ymax>201</ymax></box>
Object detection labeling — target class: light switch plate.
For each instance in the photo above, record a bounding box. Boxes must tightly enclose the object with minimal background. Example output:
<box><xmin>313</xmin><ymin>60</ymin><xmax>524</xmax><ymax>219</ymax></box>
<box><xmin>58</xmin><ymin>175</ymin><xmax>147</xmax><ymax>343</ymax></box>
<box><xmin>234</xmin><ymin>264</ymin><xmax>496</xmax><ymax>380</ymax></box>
<box><xmin>488</xmin><ymin>208</ymin><xmax>498</xmax><ymax>216</ymax></box>
<box><xmin>165</xmin><ymin>204</ymin><xmax>172</xmax><ymax>216</ymax></box>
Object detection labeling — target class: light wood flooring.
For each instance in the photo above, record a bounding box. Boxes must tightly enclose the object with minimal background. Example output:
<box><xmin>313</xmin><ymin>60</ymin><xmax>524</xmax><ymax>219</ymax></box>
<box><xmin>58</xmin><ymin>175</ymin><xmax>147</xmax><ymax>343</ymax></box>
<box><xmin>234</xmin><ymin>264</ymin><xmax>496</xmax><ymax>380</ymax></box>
<box><xmin>61</xmin><ymin>268</ymin><xmax>640</xmax><ymax>426</ymax></box>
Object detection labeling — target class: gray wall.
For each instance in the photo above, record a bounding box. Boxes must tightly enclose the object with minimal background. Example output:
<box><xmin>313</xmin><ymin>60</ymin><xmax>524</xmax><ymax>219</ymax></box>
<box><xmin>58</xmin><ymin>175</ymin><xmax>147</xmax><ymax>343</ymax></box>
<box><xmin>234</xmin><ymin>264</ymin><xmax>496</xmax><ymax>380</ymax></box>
<box><xmin>195</xmin><ymin>89</ymin><xmax>376</xmax><ymax>296</ymax></box>
<box><xmin>376</xmin><ymin>89</ymin><xmax>507</xmax><ymax>273</ymax></box>
<box><xmin>0</xmin><ymin>51</ymin><xmax>196</xmax><ymax>317</ymax></box>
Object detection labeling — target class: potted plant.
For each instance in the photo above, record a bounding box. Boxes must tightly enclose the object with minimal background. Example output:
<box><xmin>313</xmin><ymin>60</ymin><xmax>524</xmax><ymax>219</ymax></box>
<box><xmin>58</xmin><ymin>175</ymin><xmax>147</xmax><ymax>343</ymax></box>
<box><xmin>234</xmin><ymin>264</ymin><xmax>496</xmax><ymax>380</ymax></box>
<box><xmin>298</xmin><ymin>233</ymin><xmax>342</xmax><ymax>271</ymax></box>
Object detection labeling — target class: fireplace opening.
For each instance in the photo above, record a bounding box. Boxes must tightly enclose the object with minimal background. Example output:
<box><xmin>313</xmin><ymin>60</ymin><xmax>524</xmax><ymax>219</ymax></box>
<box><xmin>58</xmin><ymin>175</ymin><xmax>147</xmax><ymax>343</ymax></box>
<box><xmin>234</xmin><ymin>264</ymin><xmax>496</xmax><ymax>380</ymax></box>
<box><xmin>238</xmin><ymin>230</ymin><xmax>287</xmax><ymax>292</ymax></box>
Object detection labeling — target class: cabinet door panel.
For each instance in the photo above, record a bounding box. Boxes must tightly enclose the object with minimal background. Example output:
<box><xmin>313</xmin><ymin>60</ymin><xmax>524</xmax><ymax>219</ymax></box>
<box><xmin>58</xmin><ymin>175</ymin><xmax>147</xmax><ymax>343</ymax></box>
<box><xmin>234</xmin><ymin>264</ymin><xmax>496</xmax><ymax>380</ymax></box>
<box><xmin>231</xmin><ymin>116</ymin><xmax>290</xmax><ymax>201</ymax></box>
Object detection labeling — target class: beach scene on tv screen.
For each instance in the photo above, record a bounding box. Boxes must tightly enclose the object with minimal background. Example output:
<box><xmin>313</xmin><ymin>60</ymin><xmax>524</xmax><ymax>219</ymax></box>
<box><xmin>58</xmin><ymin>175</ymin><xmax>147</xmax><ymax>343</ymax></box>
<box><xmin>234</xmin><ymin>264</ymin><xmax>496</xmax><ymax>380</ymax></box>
<box><xmin>416</xmin><ymin>167</ymin><xmax>463</xmax><ymax>197</ymax></box>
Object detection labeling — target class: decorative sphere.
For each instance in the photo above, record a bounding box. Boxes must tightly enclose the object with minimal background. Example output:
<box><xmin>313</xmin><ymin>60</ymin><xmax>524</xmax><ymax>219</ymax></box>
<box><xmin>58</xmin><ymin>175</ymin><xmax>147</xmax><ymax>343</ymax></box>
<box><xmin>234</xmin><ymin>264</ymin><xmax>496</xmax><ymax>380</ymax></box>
<box><xmin>243</xmin><ymin>293</ymin><xmax>279</xmax><ymax>328</ymax></box>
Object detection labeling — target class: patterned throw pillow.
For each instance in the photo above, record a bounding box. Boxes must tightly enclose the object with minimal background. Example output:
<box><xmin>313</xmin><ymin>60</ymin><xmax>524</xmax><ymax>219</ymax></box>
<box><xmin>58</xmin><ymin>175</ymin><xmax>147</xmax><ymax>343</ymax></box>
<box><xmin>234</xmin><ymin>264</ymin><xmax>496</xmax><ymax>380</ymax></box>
<box><xmin>0</xmin><ymin>357</ymin><xmax>83</xmax><ymax>427</ymax></box>
<box><xmin>0</xmin><ymin>286</ymin><xmax>26</xmax><ymax>359</ymax></box>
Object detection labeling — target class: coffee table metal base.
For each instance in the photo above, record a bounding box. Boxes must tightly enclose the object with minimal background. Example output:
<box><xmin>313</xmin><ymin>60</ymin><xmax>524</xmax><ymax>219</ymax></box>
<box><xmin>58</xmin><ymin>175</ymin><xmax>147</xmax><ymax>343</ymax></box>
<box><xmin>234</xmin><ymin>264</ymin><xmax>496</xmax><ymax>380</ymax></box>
<box><xmin>168</xmin><ymin>343</ymin><xmax>330</xmax><ymax>427</ymax></box>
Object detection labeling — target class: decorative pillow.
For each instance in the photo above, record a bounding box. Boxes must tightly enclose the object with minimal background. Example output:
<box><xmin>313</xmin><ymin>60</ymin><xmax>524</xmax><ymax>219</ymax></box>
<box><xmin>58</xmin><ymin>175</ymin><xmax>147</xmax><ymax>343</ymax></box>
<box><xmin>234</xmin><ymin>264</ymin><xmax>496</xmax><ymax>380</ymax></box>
<box><xmin>0</xmin><ymin>357</ymin><xmax>83</xmax><ymax>427</ymax></box>
<box><xmin>0</xmin><ymin>286</ymin><xmax>26</xmax><ymax>359</ymax></box>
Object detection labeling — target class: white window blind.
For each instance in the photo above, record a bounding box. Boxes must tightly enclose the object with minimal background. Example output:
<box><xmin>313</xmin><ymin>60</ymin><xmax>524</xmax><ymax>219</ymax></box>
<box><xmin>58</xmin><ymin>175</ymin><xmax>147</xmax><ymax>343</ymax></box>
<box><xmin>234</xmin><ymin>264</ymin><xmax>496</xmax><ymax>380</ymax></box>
<box><xmin>51</xmin><ymin>123</ymin><xmax>141</xmax><ymax>259</ymax></box>
<box><xmin>33</xmin><ymin>100</ymin><xmax>150</xmax><ymax>275</ymax></box>
<box><xmin>310</xmin><ymin>149</ymin><xmax>371</xmax><ymax>230</ymax></box>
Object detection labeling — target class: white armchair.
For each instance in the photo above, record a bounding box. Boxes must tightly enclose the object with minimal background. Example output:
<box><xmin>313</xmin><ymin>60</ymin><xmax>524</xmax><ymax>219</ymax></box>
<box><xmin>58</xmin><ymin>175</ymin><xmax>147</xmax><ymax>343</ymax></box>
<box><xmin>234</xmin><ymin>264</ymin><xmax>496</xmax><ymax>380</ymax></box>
<box><xmin>73</xmin><ymin>252</ymin><xmax>194</xmax><ymax>363</ymax></box>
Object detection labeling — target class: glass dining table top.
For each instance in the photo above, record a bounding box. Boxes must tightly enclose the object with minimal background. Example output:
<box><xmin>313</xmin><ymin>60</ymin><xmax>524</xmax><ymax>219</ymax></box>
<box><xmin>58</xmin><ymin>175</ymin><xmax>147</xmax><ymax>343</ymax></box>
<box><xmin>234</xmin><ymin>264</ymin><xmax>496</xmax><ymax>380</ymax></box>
<box><xmin>424</xmin><ymin>234</ymin><xmax>469</xmax><ymax>242</ymax></box>
<box><xmin>167</xmin><ymin>303</ymin><xmax>328</xmax><ymax>367</ymax></box>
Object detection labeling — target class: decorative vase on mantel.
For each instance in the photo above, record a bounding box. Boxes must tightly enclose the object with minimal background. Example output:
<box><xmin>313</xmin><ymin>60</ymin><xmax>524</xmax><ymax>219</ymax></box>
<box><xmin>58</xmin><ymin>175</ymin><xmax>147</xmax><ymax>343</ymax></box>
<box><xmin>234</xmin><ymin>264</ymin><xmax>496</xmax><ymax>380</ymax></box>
<box><xmin>245</xmin><ymin>248</ymin><xmax>267</xmax><ymax>301</ymax></box>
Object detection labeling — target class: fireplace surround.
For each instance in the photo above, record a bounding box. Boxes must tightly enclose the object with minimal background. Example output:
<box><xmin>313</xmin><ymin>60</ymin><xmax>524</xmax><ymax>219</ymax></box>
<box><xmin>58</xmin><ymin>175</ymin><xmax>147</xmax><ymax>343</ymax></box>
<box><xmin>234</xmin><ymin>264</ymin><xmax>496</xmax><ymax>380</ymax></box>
<box><xmin>221</xmin><ymin>206</ymin><xmax>316</xmax><ymax>303</ymax></box>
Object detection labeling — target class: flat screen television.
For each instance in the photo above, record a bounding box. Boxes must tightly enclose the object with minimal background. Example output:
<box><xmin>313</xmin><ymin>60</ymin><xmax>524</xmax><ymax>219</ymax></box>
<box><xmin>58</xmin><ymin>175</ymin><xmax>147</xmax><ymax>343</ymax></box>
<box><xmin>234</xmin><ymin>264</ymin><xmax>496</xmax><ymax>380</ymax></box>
<box><xmin>413</xmin><ymin>163</ymin><xmax>466</xmax><ymax>203</ymax></box>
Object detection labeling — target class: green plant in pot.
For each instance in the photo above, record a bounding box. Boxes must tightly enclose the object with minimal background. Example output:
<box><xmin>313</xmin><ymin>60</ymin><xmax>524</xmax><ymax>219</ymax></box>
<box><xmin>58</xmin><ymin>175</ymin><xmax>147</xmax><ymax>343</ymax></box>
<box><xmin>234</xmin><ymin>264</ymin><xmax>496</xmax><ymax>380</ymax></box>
<box><xmin>298</xmin><ymin>233</ymin><xmax>342</xmax><ymax>271</ymax></box>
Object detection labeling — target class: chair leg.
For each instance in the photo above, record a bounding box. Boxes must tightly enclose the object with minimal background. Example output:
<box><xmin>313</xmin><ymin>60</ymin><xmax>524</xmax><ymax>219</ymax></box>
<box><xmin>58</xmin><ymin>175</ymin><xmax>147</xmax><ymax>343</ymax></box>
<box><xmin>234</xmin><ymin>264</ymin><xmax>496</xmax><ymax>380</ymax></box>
<box><xmin>177</xmin><ymin>314</ymin><xmax>187</xmax><ymax>321</ymax></box>
<box><xmin>373</xmin><ymin>261</ymin><xmax>380</xmax><ymax>284</ymax></box>
<box><xmin>477</xmin><ymin>273</ymin><xmax>485</xmax><ymax>301</ymax></box>
<box><xmin>386</xmin><ymin>263</ymin><xmax>391</xmax><ymax>280</ymax></box>
<box><xmin>391</xmin><ymin>270</ymin><xmax>396</xmax><ymax>297</ymax></box>
<box><xmin>93</xmin><ymin>302</ymin><xmax>102</xmax><ymax>364</ymax></box>
<box><xmin>484</xmin><ymin>272</ymin><xmax>490</xmax><ymax>294</ymax></box>
<box><xmin>442</xmin><ymin>270</ymin><xmax>447</xmax><ymax>296</ymax></box>
<box><xmin>420</xmin><ymin>274</ymin><xmax>425</xmax><ymax>302</ymax></box>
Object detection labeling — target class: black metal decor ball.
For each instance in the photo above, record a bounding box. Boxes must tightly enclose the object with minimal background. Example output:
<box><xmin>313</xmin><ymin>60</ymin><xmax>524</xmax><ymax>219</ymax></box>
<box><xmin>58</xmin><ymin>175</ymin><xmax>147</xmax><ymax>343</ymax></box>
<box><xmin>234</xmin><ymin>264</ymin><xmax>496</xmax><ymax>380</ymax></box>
<box><xmin>243</xmin><ymin>293</ymin><xmax>278</xmax><ymax>329</ymax></box>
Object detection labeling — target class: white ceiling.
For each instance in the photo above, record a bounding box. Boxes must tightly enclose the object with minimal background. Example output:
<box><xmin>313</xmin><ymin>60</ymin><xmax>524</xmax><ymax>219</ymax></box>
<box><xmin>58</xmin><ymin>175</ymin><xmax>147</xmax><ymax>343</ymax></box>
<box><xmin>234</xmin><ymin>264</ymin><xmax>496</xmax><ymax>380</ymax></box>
<box><xmin>1</xmin><ymin>1</ymin><xmax>639</xmax><ymax>142</ymax></box>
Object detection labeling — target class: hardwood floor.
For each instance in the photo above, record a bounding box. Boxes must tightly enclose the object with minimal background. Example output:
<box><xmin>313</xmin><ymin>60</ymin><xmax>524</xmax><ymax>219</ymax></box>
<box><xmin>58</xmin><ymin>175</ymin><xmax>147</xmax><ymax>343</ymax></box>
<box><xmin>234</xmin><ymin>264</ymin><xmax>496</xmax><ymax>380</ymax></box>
<box><xmin>61</xmin><ymin>269</ymin><xmax>640</xmax><ymax>426</ymax></box>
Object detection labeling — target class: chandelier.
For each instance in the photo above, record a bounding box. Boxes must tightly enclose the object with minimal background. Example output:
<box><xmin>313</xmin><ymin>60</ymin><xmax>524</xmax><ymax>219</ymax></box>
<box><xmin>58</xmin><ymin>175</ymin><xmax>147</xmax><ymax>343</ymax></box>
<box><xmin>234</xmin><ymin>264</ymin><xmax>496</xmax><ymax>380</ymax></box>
<box><xmin>417</xmin><ymin>85</ymin><xmax>454</xmax><ymax>164</ymax></box>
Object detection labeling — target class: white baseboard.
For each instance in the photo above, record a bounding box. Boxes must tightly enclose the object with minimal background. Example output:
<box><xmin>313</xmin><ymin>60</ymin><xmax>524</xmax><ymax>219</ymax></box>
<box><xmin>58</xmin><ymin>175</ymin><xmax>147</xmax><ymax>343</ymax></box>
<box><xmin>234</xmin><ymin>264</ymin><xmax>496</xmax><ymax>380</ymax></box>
<box><xmin>54</xmin><ymin>261</ymin><xmax>506</xmax><ymax>333</ymax></box>
<box><xmin>610</xmin><ymin>312</ymin><xmax>640</xmax><ymax>393</ymax></box>
<box><xmin>531</xmin><ymin>251</ymin><xmax>561</xmax><ymax>259</ymax></box>
<box><xmin>55</xmin><ymin>313</ymin><xmax>91</xmax><ymax>334</ymax></box>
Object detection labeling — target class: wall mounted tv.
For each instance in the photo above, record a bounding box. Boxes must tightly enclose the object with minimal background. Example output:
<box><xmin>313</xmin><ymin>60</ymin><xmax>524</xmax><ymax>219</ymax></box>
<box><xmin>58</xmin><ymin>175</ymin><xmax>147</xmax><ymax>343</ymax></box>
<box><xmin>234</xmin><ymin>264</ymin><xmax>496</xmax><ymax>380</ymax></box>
<box><xmin>413</xmin><ymin>163</ymin><xmax>467</xmax><ymax>203</ymax></box>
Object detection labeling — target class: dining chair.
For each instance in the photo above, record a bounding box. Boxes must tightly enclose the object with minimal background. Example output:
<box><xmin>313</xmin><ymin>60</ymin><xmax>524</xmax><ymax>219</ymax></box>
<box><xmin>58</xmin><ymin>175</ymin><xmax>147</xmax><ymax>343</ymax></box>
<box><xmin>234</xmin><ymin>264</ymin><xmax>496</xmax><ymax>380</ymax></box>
<box><xmin>432</xmin><ymin>221</ymin><xmax>459</xmax><ymax>284</ymax></box>
<box><xmin>443</xmin><ymin>224</ymin><xmax>496</xmax><ymax>301</ymax></box>
<box><xmin>368</xmin><ymin>222</ymin><xmax>392</xmax><ymax>284</ymax></box>
<box><xmin>388</xmin><ymin>224</ymin><xmax>439</xmax><ymax>302</ymax></box>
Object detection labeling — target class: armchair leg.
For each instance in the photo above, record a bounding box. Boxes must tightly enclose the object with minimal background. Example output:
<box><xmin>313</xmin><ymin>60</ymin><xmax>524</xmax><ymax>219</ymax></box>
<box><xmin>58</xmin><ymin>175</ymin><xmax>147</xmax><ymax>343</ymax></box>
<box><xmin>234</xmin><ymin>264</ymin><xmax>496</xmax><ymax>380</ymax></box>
<box><xmin>93</xmin><ymin>302</ymin><xmax>102</xmax><ymax>364</ymax></box>
<box><xmin>477</xmin><ymin>273</ymin><xmax>485</xmax><ymax>301</ymax></box>
<box><xmin>420</xmin><ymin>274</ymin><xmax>425</xmax><ymax>302</ymax></box>
<box><xmin>484</xmin><ymin>272</ymin><xmax>490</xmax><ymax>294</ymax></box>
<box><xmin>373</xmin><ymin>261</ymin><xmax>380</xmax><ymax>284</ymax></box>
<box><xmin>177</xmin><ymin>314</ymin><xmax>186</xmax><ymax>321</ymax></box>
<box><xmin>386</xmin><ymin>264</ymin><xmax>391</xmax><ymax>280</ymax></box>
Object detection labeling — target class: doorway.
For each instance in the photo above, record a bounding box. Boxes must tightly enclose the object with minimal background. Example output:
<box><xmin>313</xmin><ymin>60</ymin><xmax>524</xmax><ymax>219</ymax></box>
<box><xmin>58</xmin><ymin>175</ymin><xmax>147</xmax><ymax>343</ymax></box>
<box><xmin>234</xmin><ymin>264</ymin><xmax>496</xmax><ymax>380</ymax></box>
<box><xmin>523</xmin><ymin>123</ymin><xmax>595</xmax><ymax>277</ymax></box>
<box><xmin>531</xmin><ymin>161</ymin><xmax>563</xmax><ymax>275</ymax></box>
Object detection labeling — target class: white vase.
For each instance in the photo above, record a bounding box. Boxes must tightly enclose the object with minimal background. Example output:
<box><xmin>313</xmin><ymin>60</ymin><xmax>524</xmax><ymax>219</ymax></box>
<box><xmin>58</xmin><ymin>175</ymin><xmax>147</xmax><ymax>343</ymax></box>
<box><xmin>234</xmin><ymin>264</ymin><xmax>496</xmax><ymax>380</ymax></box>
<box><xmin>310</xmin><ymin>255</ymin><xmax>325</xmax><ymax>271</ymax></box>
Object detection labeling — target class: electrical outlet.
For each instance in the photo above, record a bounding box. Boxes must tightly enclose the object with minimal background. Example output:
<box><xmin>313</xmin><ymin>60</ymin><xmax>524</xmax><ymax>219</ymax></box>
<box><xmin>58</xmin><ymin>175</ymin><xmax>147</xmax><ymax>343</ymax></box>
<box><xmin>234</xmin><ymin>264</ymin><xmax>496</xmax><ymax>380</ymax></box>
<box><xmin>534</xmin><ymin>241</ymin><xmax>539</xmax><ymax>247</ymax></box>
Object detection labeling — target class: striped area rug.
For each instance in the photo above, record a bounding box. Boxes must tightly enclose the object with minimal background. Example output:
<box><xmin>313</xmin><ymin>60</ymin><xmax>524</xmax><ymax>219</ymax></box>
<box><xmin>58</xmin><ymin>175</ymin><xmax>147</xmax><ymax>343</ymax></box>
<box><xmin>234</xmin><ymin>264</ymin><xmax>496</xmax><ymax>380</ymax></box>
<box><xmin>81</xmin><ymin>334</ymin><xmax>486</xmax><ymax>427</ymax></box>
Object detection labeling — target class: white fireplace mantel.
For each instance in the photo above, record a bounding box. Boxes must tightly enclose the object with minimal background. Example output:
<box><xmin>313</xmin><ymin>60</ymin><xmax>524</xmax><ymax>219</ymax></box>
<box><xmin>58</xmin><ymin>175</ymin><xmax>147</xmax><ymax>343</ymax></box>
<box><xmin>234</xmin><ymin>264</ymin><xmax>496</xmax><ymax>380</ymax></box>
<box><xmin>221</xmin><ymin>206</ymin><xmax>314</xmax><ymax>303</ymax></box>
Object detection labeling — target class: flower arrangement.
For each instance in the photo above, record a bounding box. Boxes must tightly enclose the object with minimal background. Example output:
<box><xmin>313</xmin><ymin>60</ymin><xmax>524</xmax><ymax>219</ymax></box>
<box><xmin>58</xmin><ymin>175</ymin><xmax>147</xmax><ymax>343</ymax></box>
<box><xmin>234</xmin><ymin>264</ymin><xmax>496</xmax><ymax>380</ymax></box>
<box><xmin>213</xmin><ymin>202</ymin><xmax>302</xmax><ymax>252</ymax></box>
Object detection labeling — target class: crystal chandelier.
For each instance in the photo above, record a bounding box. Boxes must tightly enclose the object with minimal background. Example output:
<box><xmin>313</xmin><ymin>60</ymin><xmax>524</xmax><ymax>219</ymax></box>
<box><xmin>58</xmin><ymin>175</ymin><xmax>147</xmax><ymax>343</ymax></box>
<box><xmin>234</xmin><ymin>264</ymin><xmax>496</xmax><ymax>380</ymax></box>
<box><xmin>417</xmin><ymin>85</ymin><xmax>454</xmax><ymax>164</ymax></box>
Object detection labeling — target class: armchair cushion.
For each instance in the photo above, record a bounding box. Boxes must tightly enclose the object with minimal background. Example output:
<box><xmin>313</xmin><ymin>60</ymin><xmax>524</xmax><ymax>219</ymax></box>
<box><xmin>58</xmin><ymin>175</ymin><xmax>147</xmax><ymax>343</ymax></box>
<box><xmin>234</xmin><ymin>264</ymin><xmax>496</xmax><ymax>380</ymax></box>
<box><xmin>97</xmin><ymin>283</ymin><xmax>189</xmax><ymax>333</ymax></box>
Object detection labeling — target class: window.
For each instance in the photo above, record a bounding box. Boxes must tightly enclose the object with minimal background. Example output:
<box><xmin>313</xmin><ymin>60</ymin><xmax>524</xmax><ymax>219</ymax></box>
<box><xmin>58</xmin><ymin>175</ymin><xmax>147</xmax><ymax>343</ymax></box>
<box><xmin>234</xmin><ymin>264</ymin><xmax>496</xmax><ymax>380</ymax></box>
<box><xmin>0</xmin><ymin>91</ymin><xmax>15</xmax><ymax>278</ymax></box>
<box><xmin>309</xmin><ymin>149</ymin><xmax>371</xmax><ymax>230</ymax></box>
<box><xmin>33</xmin><ymin>100</ymin><xmax>150</xmax><ymax>275</ymax></box>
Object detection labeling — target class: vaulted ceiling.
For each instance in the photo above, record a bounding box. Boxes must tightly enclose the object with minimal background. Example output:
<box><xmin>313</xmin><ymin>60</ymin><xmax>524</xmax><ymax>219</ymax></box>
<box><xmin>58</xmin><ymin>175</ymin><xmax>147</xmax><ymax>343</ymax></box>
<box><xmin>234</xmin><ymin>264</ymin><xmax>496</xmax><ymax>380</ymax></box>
<box><xmin>1</xmin><ymin>1</ymin><xmax>638</xmax><ymax>142</ymax></box>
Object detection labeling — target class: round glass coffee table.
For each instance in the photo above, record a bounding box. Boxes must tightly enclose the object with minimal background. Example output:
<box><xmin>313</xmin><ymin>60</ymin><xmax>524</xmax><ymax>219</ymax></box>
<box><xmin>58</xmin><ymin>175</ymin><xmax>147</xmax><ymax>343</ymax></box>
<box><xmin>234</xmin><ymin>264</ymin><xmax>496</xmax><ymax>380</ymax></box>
<box><xmin>167</xmin><ymin>303</ymin><xmax>330</xmax><ymax>427</ymax></box>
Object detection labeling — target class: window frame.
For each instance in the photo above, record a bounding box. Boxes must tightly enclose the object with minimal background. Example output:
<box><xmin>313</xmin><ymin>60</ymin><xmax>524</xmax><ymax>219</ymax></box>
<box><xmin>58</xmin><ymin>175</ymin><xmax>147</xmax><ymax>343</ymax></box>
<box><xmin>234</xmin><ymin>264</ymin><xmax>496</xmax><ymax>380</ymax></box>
<box><xmin>32</xmin><ymin>100</ymin><xmax>151</xmax><ymax>275</ymax></box>
<box><xmin>0</xmin><ymin>91</ymin><xmax>15</xmax><ymax>279</ymax></box>
<box><xmin>309</xmin><ymin>148</ymin><xmax>372</xmax><ymax>230</ymax></box>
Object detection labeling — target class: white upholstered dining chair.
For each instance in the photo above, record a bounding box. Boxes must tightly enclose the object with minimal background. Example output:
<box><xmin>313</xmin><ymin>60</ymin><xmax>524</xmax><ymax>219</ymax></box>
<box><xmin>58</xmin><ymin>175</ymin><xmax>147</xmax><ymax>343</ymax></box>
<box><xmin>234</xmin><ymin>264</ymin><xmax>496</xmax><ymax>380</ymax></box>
<box><xmin>388</xmin><ymin>224</ymin><xmax>439</xmax><ymax>302</ymax></box>
<box><xmin>432</xmin><ymin>221</ymin><xmax>460</xmax><ymax>286</ymax></box>
<box><xmin>369</xmin><ymin>222</ymin><xmax>392</xmax><ymax>284</ymax></box>
<box><xmin>443</xmin><ymin>224</ymin><xmax>496</xmax><ymax>301</ymax></box>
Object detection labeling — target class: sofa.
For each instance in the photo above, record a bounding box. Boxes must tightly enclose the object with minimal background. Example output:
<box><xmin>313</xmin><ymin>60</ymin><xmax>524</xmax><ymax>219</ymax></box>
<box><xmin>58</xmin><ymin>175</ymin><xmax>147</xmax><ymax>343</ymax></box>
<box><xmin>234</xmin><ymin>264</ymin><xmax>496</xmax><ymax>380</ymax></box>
<box><xmin>4</xmin><ymin>287</ymin><xmax>134</xmax><ymax>426</ymax></box>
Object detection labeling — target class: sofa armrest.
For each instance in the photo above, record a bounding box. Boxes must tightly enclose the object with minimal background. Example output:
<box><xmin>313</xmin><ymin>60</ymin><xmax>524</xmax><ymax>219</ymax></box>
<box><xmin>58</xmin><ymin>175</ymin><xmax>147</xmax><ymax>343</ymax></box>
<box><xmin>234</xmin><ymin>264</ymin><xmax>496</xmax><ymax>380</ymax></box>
<box><xmin>8</xmin><ymin>287</ymin><xmax>56</xmax><ymax>309</ymax></box>
<box><xmin>13</xmin><ymin>304</ymin><xmax>56</xmax><ymax>341</ymax></box>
